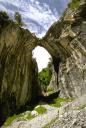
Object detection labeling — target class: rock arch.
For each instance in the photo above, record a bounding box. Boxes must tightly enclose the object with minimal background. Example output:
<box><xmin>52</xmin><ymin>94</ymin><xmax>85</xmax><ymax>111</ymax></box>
<box><xmin>0</xmin><ymin>0</ymin><xmax>86</xmax><ymax>125</ymax></box>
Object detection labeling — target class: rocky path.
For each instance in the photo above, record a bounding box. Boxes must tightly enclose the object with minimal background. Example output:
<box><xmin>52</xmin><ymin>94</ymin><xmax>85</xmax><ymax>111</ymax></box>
<box><xmin>3</xmin><ymin>95</ymin><xmax>86</xmax><ymax>128</ymax></box>
<box><xmin>46</xmin><ymin>95</ymin><xmax>86</xmax><ymax>128</ymax></box>
<box><xmin>6</xmin><ymin>104</ymin><xmax>59</xmax><ymax>128</ymax></box>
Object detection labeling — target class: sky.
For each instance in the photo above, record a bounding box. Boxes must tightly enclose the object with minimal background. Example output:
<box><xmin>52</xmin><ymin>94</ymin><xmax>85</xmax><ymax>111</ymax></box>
<box><xmin>33</xmin><ymin>46</ymin><xmax>51</xmax><ymax>72</ymax></box>
<box><xmin>0</xmin><ymin>0</ymin><xmax>70</xmax><ymax>71</ymax></box>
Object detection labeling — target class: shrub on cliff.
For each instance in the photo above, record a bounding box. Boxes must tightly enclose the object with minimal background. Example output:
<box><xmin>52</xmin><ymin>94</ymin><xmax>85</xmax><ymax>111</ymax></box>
<box><xmin>14</xmin><ymin>12</ymin><xmax>23</xmax><ymax>26</ymax></box>
<box><xmin>0</xmin><ymin>11</ymin><xmax>10</xmax><ymax>31</ymax></box>
<box><xmin>68</xmin><ymin>0</ymin><xmax>80</xmax><ymax>10</ymax></box>
<box><xmin>0</xmin><ymin>11</ymin><xmax>9</xmax><ymax>20</ymax></box>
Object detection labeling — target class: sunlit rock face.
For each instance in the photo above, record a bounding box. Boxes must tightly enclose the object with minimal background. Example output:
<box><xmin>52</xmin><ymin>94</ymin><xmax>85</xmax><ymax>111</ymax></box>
<box><xmin>41</xmin><ymin>0</ymin><xmax>86</xmax><ymax>97</ymax></box>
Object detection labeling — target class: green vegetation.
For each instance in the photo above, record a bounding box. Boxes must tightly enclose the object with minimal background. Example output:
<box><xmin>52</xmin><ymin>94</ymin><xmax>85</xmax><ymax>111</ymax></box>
<box><xmin>0</xmin><ymin>11</ymin><xmax>24</xmax><ymax>27</ymax></box>
<box><xmin>38</xmin><ymin>58</ymin><xmax>52</xmax><ymax>92</ymax></box>
<box><xmin>4</xmin><ymin>105</ymin><xmax>47</xmax><ymax>126</ymax></box>
<box><xmin>47</xmin><ymin>86</ymin><xmax>54</xmax><ymax>93</ymax></box>
<box><xmin>35</xmin><ymin>106</ymin><xmax>47</xmax><ymax>114</ymax></box>
<box><xmin>68</xmin><ymin>0</ymin><xmax>80</xmax><ymax>10</ymax></box>
<box><xmin>0</xmin><ymin>11</ymin><xmax>9</xmax><ymax>20</ymax></box>
<box><xmin>74</xmin><ymin>104</ymin><xmax>86</xmax><ymax>110</ymax></box>
<box><xmin>49</xmin><ymin>97</ymin><xmax>73</xmax><ymax>108</ymax></box>
<box><xmin>25</xmin><ymin>112</ymin><xmax>34</xmax><ymax>120</ymax></box>
<box><xmin>38</xmin><ymin>68</ymin><xmax>52</xmax><ymax>91</ymax></box>
<box><xmin>14</xmin><ymin>12</ymin><xmax>23</xmax><ymax>26</ymax></box>
<box><xmin>0</xmin><ymin>11</ymin><xmax>9</xmax><ymax>28</ymax></box>
<box><xmin>4</xmin><ymin>112</ymin><xmax>34</xmax><ymax>126</ymax></box>
<box><xmin>4</xmin><ymin>114</ymin><xmax>21</xmax><ymax>126</ymax></box>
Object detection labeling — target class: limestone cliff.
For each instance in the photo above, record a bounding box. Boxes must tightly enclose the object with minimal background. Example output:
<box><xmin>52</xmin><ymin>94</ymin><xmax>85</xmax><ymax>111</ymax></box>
<box><xmin>0</xmin><ymin>15</ymin><xmax>41</xmax><ymax>125</ymax></box>
<box><xmin>41</xmin><ymin>0</ymin><xmax>86</xmax><ymax>97</ymax></box>
<box><xmin>0</xmin><ymin>0</ymin><xmax>86</xmax><ymax>126</ymax></box>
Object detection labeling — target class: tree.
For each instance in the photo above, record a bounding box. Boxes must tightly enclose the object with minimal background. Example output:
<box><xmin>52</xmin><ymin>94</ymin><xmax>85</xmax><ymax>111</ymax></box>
<box><xmin>14</xmin><ymin>12</ymin><xmax>23</xmax><ymax>26</ymax></box>
<box><xmin>38</xmin><ymin>58</ymin><xmax>52</xmax><ymax>92</ymax></box>
<box><xmin>0</xmin><ymin>11</ymin><xmax>9</xmax><ymax>20</ymax></box>
<box><xmin>0</xmin><ymin>11</ymin><xmax>9</xmax><ymax>27</ymax></box>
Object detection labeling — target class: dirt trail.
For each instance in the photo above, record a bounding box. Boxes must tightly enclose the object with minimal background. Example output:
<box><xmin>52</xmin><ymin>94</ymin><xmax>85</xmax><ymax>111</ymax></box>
<box><xmin>6</xmin><ymin>105</ymin><xmax>59</xmax><ymax>128</ymax></box>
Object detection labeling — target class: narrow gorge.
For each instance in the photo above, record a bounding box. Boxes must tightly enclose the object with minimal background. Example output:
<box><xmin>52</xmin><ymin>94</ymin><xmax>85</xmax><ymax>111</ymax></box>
<box><xmin>0</xmin><ymin>0</ymin><xmax>86</xmax><ymax>127</ymax></box>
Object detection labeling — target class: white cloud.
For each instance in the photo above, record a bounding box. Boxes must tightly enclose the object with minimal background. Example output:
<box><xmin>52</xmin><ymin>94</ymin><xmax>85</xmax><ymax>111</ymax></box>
<box><xmin>0</xmin><ymin>0</ymin><xmax>59</xmax><ymax>37</ymax></box>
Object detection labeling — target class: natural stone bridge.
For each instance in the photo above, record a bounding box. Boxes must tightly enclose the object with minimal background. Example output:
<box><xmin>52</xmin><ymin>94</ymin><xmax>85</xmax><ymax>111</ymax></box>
<box><xmin>0</xmin><ymin>0</ymin><xmax>86</xmax><ymax>125</ymax></box>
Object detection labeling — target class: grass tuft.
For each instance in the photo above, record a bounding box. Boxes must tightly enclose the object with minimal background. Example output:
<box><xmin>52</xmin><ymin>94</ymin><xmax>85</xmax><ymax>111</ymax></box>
<box><xmin>49</xmin><ymin>97</ymin><xmax>73</xmax><ymax>108</ymax></box>
<box><xmin>35</xmin><ymin>106</ymin><xmax>47</xmax><ymax>114</ymax></box>
<box><xmin>4</xmin><ymin>112</ymin><xmax>34</xmax><ymax>126</ymax></box>
<box><xmin>4</xmin><ymin>114</ymin><xmax>20</xmax><ymax>126</ymax></box>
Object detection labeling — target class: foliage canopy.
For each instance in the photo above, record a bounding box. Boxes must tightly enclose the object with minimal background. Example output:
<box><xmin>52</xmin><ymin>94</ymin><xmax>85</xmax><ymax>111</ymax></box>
<box><xmin>38</xmin><ymin>58</ymin><xmax>52</xmax><ymax>92</ymax></box>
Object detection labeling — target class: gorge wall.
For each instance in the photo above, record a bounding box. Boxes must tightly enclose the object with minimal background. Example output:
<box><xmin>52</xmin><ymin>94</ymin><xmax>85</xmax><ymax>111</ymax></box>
<box><xmin>41</xmin><ymin>0</ymin><xmax>86</xmax><ymax>98</ymax></box>
<box><xmin>0</xmin><ymin>0</ymin><xmax>86</xmax><ymax>126</ymax></box>
<box><xmin>0</xmin><ymin>17</ymin><xmax>41</xmax><ymax>125</ymax></box>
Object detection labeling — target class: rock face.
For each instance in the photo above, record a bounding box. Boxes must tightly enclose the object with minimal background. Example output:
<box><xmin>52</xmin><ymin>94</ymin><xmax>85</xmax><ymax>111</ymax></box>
<box><xmin>0</xmin><ymin>0</ymin><xmax>86</xmax><ymax>126</ymax></box>
<box><xmin>0</xmin><ymin>17</ymin><xmax>41</xmax><ymax>125</ymax></box>
<box><xmin>41</xmin><ymin>0</ymin><xmax>86</xmax><ymax>98</ymax></box>
<box><xmin>48</xmin><ymin>66</ymin><xmax>58</xmax><ymax>91</ymax></box>
<box><xmin>58</xmin><ymin>0</ymin><xmax>86</xmax><ymax>98</ymax></box>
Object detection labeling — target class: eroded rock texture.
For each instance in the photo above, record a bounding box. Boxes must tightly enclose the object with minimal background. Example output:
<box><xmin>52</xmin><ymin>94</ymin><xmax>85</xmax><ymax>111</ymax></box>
<box><xmin>41</xmin><ymin>0</ymin><xmax>86</xmax><ymax>97</ymax></box>
<box><xmin>0</xmin><ymin>18</ymin><xmax>40</xmax><ymax>125</ymax></box>
<box><xmin>0</xmin><ymin>0</ymin><xmax>86</xmax><ymax>126</ymax></box>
